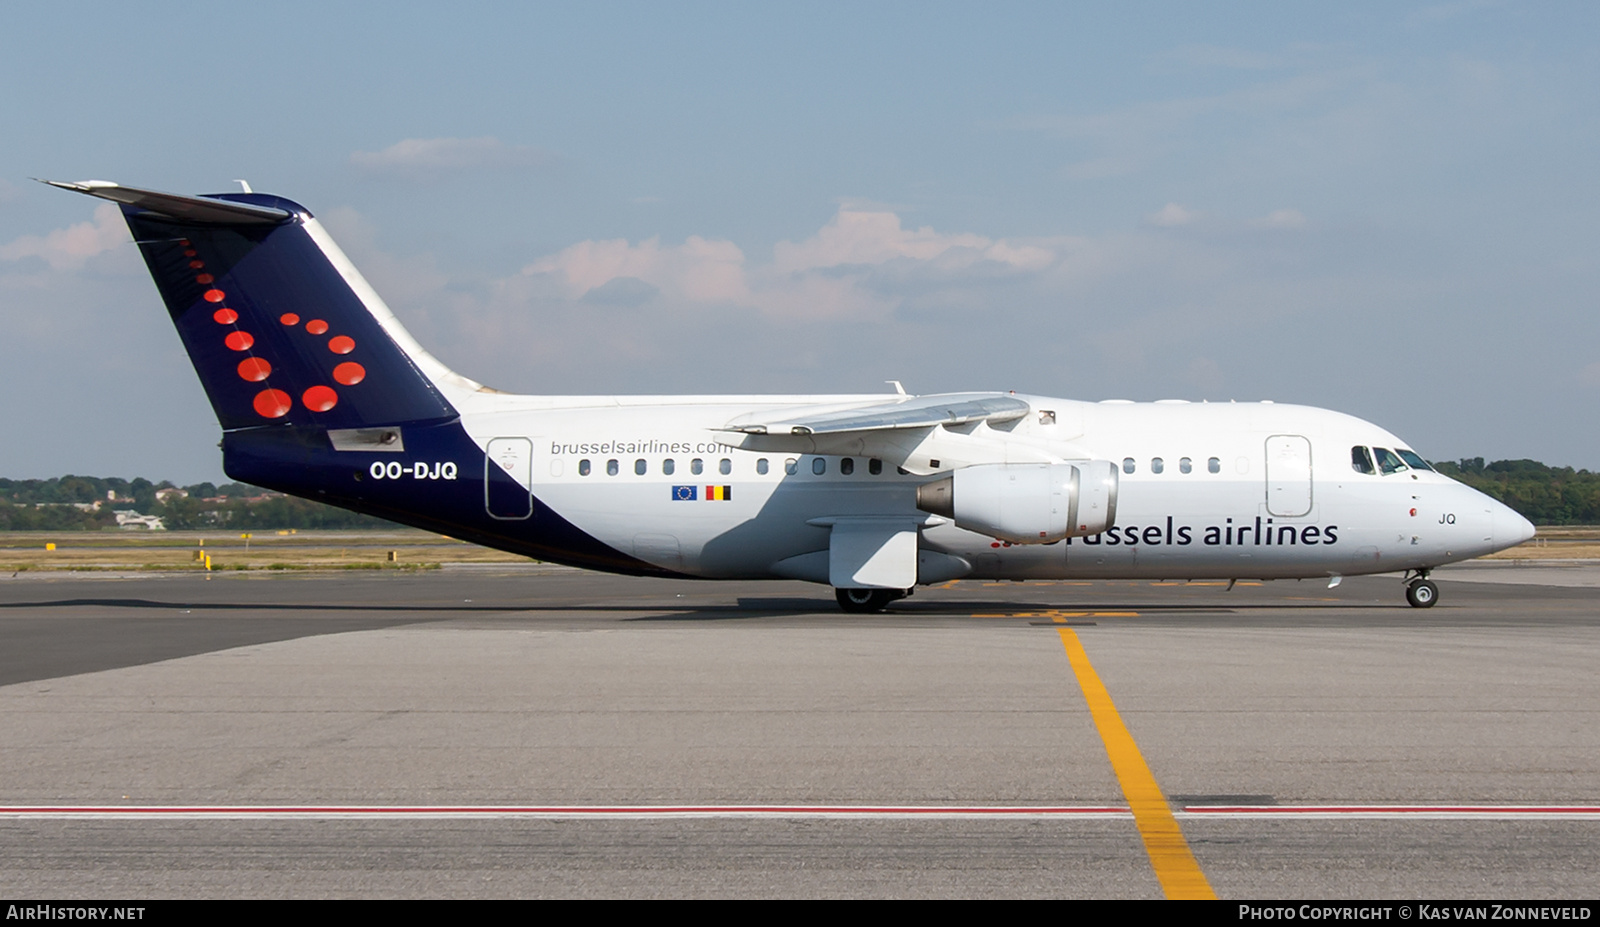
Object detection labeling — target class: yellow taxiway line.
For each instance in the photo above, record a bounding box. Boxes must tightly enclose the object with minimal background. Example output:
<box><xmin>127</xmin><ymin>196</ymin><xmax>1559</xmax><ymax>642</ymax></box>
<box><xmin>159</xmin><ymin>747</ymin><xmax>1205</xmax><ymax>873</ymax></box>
<box><xmin>1056</xmin><ymin>627</ymin><xmax>1216</xmax><ymax>900</ymax></box>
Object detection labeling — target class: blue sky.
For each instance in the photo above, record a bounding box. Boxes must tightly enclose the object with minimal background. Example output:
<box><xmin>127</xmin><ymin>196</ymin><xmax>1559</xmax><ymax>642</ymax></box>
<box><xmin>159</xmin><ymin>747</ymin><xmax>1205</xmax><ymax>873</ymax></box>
<box><xmin>3</xmin><ymin>2</ymin><xmax>1597</xmax><ymax>483</ymax></box>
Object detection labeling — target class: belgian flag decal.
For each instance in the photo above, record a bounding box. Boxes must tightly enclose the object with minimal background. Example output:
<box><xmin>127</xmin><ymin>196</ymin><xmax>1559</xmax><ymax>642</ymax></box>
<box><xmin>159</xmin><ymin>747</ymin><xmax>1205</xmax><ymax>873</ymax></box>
<box><xmin>705</xmin><ymin>485</ymin><xmax>732</xmax><ymax>501</ymax></box>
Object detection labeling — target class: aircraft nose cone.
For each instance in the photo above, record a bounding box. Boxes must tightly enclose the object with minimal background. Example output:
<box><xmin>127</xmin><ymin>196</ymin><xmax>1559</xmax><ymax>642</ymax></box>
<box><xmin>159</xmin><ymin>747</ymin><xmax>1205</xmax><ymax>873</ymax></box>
<box><xmin>1494</xmin><ymin>502</ymin><xmax>1536</xmax><ymax>551</ymax></box>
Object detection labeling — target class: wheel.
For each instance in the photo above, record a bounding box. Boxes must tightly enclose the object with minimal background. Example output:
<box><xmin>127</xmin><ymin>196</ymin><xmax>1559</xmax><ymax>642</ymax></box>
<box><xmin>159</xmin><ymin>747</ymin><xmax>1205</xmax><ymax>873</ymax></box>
<box><xmin>1406</xmin><ymin>579</ymin><xmax>1438</xmax><ymax>608</ymax></box>
<box><xmin>835</xmin><ymin>588</ymin><xmax>894</xmax><ymax>613</ymax></box>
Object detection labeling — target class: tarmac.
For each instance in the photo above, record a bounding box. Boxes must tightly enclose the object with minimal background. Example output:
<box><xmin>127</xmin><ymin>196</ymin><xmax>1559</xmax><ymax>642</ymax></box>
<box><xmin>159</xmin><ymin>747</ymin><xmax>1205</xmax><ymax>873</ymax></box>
<box><xmin>0</xmin><ymin>562</ymin><xmax>1596</xmax><ymax>898</ymax></box>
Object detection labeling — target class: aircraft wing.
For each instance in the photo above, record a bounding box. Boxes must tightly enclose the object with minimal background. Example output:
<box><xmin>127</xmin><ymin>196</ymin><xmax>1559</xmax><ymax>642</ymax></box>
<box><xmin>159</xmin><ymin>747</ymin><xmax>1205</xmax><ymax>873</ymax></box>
<box><xmin>721</xmin><ymin>392</ymin><xmax>1030</xmax><ymax>436</ymax></box>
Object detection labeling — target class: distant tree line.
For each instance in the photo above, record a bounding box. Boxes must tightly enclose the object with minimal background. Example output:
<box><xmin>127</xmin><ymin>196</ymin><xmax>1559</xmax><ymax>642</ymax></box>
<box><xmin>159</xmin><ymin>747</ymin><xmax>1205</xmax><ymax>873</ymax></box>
<box><xmin>4</xmin><ymin>459</ymin><xmax>1598</xmax><ymax>530</ymax></box>
<box><xmin>0</xmin><ymin>475</ymin><xmax>397</xmax><ymax>530</ymax></box>
<box><xmin>1430</xmin><ymin>459</ymin><xmax>1600</xmax><ymax>525</ymax></box>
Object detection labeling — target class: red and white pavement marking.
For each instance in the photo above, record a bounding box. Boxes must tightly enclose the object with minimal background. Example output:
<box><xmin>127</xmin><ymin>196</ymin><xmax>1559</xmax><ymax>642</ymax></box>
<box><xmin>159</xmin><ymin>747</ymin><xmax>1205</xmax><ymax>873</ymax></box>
<box><xmin>0</xmin><ymin>805</ymin><xmax>1130</xmax><ymax>820</ymax></box>
<box><xmin>1180</xmin><ymin>805</ymin><xmax>1600</xmax><ymax>820</ymax></box>
<box><xmin>0</xmin><ymin>804</ymin><xmax>1596</xmax><ymax>820</ymax></box>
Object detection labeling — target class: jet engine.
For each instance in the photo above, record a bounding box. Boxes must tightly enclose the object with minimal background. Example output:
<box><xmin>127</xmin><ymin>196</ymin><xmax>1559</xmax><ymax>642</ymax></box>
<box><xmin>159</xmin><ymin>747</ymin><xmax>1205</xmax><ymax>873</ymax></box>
<box><xmin>915</xmin><ymin>461</ymin><xmax>1119</xmax><ymax>544</ymax></box>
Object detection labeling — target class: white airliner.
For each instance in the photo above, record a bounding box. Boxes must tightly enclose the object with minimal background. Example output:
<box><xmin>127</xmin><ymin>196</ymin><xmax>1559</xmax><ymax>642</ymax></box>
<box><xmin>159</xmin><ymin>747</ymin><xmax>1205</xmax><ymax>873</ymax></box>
<box><xmin>47</xmin><ymin>180</ymin><xmax>1535</xmax><ymax>610</ymax></box>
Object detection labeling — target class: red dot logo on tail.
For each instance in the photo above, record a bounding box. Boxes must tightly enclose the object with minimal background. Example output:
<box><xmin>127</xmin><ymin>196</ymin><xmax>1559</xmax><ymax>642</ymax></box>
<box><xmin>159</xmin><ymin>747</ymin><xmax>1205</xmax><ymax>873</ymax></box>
<box><xmin>333</xmin><ymin>362</ymin><xmax>365</xmax><ymax>385</ymax></box>
<box><xmin>253</xmin><ymin>389</ymin><xmax>291</xmax><ymax>418</ymax></box>
<box><xmin>213</xmin><ymin>308</ymin><xmax>238</xmax><ymax>324</ymax></box>
<box><xmin>302</xmin><ymin>385</ymin><xmax>338</xmax><ymax>412</ymax></box>
<box><xmin>238</xmin><ymin>358</ymin><xmax>271</xmax><ymax>382</ymax></box>
<box><xmin>239</xmin><ymin>304</ymin><xmax>364</xmax><ymax>419</ymax></box>
<box><xmin>204</xmin><ymin>289</ymin><xmax>226</xmax><ymax>303</ymax></box>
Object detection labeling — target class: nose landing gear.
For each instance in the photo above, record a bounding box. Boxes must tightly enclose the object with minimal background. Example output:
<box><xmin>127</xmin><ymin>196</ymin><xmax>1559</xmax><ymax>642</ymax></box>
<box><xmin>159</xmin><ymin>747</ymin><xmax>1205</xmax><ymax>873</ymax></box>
<box><xmin>1404</xmin><ymin>570</ymin><xmax>1439</xmax><ymax>608</ymax></box>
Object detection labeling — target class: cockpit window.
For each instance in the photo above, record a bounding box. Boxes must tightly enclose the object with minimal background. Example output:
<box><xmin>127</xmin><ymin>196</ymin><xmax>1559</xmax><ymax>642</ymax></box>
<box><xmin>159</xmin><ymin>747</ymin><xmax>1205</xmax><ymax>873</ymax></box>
<box><xmin>1396</xmin><ymin>449</ymin><xmax>1433</xmax><ymax>472</ymax></box>
<box><xmin>1373</xmin><ymin>447</ymin><xmax>1408</xmax><ymax>475</ymax></box>
<box><xmin>1351</xmin><ymin>446</ymin><xmax>1376</xmax><ymax>475</ymax></box>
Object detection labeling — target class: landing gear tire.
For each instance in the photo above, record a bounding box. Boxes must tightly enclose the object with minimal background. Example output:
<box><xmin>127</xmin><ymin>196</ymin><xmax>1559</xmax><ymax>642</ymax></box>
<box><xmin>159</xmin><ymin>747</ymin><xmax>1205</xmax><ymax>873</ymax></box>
<box><xmin>836</xmin><ymin>588</ymin><xmax>895</xmax><ymax>613</ymax></box>
<box><xmin>1405</xmin><ymin>578</ymin><xmax>1439</xmax><ymax>608</ymax></box>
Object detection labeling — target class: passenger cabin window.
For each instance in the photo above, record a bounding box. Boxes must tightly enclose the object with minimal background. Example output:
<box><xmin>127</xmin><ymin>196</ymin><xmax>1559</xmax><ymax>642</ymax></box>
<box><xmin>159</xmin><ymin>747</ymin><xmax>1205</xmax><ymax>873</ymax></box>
<box><xmin>1374</xmin><ymin>447</ymin><xmax>1408</xmax><ymax>475</ymax></box>
<box><xmin>813</xmin><ymin>458</ymin><xmax>826</xmax><ymax>475</ymax></box>
<box><xmin>1151</xmin><ymin>457</ymin><xmax>1164</xmax><ymax>474</ymax></box>
<box><xmin>606</xmin><ymin>459</ymin><xmax>619</xmax><ymax>476</ymax></box>
<box><xmin>840</xmin><ymin>458</ymin><xmax>855</xmax><ymax>475</ymax></box>
<box><xmin>1179</xmin><ymin>457</ymin><xmax>1192</xmax><ymax>474</ymax></box>
<box><xmin>756</xmin><ymin>458</ymin><xmax>769</xmax><ymax>475</ymax></box>
<box><xmin>1123</xmin><ymin>457</ymin><xmax>1136</xmax><ymax>474</ymax></box>
<box><xmin>869</xmin><ymin>458</ymin><xmax>882</xmax><ymax>475</ymax></box>
<box><xmin>579</xmin><ymin>459</ymin><xmax>591</xmax><ymax>476</ymax></box>
<box><xmin>663</xmin><ymin>459</ymin><xmax>675</xmax><ymax>476</ymax></box>
<box><xmin>719</xmin><ymin>458</ymin><xmax>732</xmax><ymax>476</ymax></box>
<box><xmin>1208</xmin><ymin>457</ymin><xmax>1221</xmax><ymax>474</ymax></box>
<box><xmin>785</xmin><ymin>458</ymin><xmax>799</xmax><ymax>475</ymax></box>
<box><xmin>1351</xmin><ymin>446</ymin><xmax>1376</xmax><ymax>475</ymax></box>
<box><xmin>635</xmin><ymin>458</ymin><xmax>647</xmax><ymax>476</ymax></box>
<box><xmin>691</xmin><ymin>458</ymin><xmax>704</xmax><ymax>475</ymax></box>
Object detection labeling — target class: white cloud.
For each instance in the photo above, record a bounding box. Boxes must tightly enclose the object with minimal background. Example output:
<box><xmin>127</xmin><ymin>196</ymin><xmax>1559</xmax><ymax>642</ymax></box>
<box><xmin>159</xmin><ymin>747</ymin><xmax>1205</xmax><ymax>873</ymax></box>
<box><xmin>319</xmin><ymin>205</ymin><xmax>451</xmax><ymax>301</ymax></box>
<box><xmin>1252</xmin><ymin>208</ymin><xmax>1308</xmax><ymax>229</ymax></box>
<box><xmin>772</xmin><ymin>209</ymin><xmax>1052</xmax><ymax>274</ymax></box>
<box><xmin>521</xmin><ymin>206</ymin><xmax>1059</xmax><ymax>322</ymax></box>
<box><xmin>313</xmin><ymin>197</ymin><xmax>1574</xmax><ymax>479</ymax></box>
<box><xmin>350</xmin><ymin>136</ymin><xmax>557</xmax><ymax>177</ymax></box>
<box><xmin>527</xmin><ymin>235</ymin><xmax>750</xmax><ymax>304</ymax></box>
<box><xmin>1023</xmin><ymin>62</ymin><xmax>1383</xmax><ymax>186</ymax></box>
<box><xmin>1147</xmin><ymin>203</ymin><xmax>1198</xmax><ymax>227</ymax></box>
<box><xmin>0</xmin><ymin>203</ymin><xmax>127</xmax><ymax>270</ymax></box>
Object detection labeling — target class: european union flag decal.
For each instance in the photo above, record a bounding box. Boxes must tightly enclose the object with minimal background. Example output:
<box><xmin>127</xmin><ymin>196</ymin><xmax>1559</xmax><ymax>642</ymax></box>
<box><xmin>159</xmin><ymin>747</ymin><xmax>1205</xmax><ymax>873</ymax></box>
<box><xmin>672</xmin><ymin>485</ymin><xmax>698</xmax><ymax>501</ymax></box>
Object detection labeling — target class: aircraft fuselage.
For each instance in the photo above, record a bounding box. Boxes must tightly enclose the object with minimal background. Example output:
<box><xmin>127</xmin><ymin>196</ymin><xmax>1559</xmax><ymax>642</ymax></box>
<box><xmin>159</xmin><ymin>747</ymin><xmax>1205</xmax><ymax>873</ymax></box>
<box><xmin>225</xmin><ymin>392</ymin><xmax>1529</xmax><ymax>586</ymax></box>
<box><xmin>46</xmin><ymin>179</ymin><xmax>1535</xmax><ymax>608</ymax></box>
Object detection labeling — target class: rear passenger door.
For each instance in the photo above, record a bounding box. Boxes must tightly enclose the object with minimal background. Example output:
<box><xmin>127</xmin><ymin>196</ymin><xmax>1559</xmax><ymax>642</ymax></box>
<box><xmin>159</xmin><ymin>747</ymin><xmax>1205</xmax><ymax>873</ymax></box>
<box><xmin>485</xmin><ymin>436</ymin><xmax>534</xmax><ymax>520</ymax></box>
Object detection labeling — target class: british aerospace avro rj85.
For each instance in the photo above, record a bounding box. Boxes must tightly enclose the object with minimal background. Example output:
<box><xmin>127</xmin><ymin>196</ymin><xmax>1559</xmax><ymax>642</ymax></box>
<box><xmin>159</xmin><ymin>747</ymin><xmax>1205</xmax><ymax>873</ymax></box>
<box><xmin>48</xmin><ymin>180</ymin><xmax>1535</xmax><ymax>610</ymax></box>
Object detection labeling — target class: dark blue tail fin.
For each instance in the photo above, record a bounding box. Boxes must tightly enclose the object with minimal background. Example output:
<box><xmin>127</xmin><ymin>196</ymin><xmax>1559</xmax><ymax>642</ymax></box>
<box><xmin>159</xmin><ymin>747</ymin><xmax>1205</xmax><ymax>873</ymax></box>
<box><xmin>47</xmin><ymin>181</ymin><xmax>458</xmax><ymax>432</ymax></box>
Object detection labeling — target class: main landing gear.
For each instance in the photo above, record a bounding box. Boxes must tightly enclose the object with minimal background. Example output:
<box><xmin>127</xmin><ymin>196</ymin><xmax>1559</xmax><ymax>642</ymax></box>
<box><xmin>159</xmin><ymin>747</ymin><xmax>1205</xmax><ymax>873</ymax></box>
<box><xmin>834</xmin><ymin>588</ymin><xmax>909</xmax><ymax>613</ymax></box>
<box><xmin>1404</xmin><ymin>570</ymin><xmax>1439</xmax><ymax>609</ymax></box>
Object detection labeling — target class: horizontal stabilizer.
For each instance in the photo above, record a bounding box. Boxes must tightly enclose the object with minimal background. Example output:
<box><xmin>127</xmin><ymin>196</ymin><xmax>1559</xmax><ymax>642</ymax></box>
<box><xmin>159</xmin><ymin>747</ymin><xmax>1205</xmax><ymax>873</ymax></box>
<box><xmin>722</xmin><ymin>392</ymin><xmax>1029</xmax><ymax>436</ymax></box>
<box><xmin>46</xmin><ymin>178</ymin><xmax>458</xmax><ymax>431</ymax></box>
<box><xmin>38</xmin><ymin>179</ymin><xmax>292</xmax><ymax>225</ymax></box>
